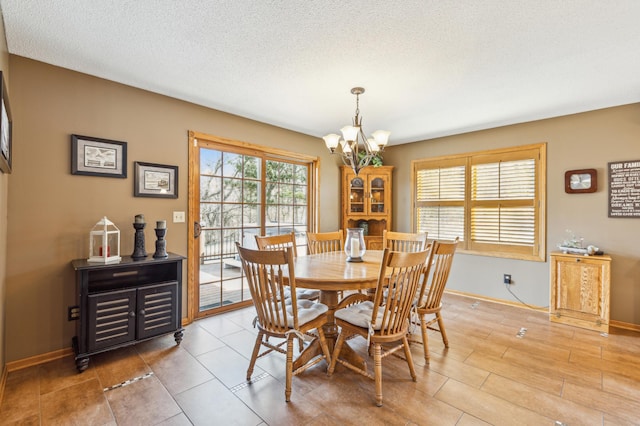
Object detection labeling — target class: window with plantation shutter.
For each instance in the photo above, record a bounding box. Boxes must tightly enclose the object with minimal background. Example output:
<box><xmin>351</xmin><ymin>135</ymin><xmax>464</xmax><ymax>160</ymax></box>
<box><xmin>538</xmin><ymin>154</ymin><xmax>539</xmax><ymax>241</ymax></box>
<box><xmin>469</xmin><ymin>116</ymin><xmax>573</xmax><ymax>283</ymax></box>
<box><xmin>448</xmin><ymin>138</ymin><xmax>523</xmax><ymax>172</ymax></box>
<box><xmin>412</xmin><ymin>144</ymin><xmax>546</xmax><ymax>261</ymax></box>
<box><xmin>415</xmin><ymin>163</ymin><xmax>465</xmax><ymax>241</ymax></box>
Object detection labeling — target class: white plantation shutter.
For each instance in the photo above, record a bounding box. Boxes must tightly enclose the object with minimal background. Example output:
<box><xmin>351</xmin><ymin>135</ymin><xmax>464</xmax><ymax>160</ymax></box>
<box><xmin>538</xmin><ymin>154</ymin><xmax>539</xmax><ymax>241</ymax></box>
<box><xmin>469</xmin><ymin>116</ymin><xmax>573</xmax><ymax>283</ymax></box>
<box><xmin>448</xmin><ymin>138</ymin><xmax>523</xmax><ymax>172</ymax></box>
<box><xmin>416</xmin><ymin>167</ymin><xmax>465</xmax><ymax>200</ymax></box>
<box><xmin>417</xmin><ymin>206</ymin><xmax>464</xmax><ymax>240</ymax></box>
<box><xmin>472</xmin><ymin>160</ymin><xmax>536</xmax><ymax>200</ymax></box>
<box><xmin>413</xmin><ymin>144</ymin><xmax>545</xmax><ymax>261</ymax></box>
<box><xmin>471</xmin><ymin>206</ymin><xmax>535</xmax><ymax>245</ymax></box>
<box><xmin>471</xmin><ymin>158</ymin><xmax>536</xmax><ymax>246</ymax></box>
<box><xmin>416</xmin><ymin>163</ymin><xmax>465</xmax><ymax>241</ymax></box>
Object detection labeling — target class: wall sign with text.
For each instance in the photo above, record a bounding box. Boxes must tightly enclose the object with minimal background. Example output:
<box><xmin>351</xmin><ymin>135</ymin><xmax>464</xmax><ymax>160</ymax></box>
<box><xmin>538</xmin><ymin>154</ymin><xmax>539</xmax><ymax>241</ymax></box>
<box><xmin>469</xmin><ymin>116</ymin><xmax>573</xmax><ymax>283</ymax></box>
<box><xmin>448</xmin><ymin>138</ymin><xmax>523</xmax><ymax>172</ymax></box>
<box><xmin>608</xmin><ymin>159</ymin><xmax>640</xmax><ymax>218</ymax></box>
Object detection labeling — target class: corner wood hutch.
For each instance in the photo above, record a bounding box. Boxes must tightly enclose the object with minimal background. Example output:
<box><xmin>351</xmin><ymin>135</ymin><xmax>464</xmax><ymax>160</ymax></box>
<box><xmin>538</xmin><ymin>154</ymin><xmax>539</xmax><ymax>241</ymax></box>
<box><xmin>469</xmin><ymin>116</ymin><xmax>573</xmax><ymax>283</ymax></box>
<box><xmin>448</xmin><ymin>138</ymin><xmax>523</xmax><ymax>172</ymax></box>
<box><xmin>341</xmin><ymin>165</ymin><xmax>393</xmax><ymax>250</ymax></box>
<box><xmin>71</xmin><ymin>253</ymin><xmax>185</xmax><ymax>372</ymax></box>
<box><xmin>549</xmin><ymin>251</ymin><xmax>611</xmax><ymax>333</ymax></box>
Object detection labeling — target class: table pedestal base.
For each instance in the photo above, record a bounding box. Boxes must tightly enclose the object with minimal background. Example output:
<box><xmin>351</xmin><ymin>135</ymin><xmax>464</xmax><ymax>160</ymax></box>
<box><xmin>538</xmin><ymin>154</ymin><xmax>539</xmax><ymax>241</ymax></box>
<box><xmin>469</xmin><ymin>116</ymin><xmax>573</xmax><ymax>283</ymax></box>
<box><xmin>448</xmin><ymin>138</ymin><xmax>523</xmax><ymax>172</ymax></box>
<box><xmin>292</xmin><ymin>289</ymin><xmax>366</xmax><ymax>371</ymax></box>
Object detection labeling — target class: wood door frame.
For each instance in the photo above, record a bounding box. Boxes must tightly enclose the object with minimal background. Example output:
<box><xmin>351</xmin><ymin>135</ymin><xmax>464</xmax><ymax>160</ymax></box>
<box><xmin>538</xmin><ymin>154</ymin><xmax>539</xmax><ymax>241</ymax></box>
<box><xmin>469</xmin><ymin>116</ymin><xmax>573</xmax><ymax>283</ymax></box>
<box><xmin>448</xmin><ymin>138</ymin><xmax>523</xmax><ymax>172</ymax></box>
<box><xmin>187</xmin><ymin>130</ymin><xmax>319</xmax><ymax>322</ymax></box>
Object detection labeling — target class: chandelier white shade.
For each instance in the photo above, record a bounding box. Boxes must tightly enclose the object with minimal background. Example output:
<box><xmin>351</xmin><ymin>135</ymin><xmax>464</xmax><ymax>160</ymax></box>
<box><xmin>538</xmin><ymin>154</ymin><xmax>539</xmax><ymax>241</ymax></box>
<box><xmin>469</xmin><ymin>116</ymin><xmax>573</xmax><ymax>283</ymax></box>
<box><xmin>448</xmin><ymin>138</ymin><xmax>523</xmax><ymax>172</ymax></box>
<box><xmin>323</xmin><ymin>87</ymin><xmax>390</xmax><ymax>175</ymax></box>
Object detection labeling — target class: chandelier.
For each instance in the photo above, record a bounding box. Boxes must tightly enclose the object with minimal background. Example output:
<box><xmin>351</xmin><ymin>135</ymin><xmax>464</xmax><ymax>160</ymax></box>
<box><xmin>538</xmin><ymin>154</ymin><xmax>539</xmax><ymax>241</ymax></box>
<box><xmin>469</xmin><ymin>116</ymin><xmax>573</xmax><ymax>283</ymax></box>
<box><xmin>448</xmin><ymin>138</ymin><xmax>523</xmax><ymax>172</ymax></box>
<box><xmin>322</xmin><ymin>87</ymin><xmax>390</xmax><ymax>175</ymax></box>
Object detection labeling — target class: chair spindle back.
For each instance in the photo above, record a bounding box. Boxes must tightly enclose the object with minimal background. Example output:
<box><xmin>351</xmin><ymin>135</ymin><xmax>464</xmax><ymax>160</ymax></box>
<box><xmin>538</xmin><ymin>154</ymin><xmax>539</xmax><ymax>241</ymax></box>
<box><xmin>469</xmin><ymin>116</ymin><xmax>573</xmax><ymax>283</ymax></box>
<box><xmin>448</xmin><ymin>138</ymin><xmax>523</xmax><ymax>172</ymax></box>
<box><xmin>417</xmin><ymin>237</ymin><xmax>459</xmax><ymax>309</ymax></box>
<box><xmin>236</xmin><ymin>243</ymin><xmax>299</xmax><ymax>331</ymax></box>
<box><xmin>372</xmin><ymin>249</ymin><xmax>430</xmax><ymax>336</ymax></box>
<box><xmin>255</xmin><ymin>231</ymin><xmax>298</xmax><ymax>258</ymax></box>
<box><xmin>382</xmin><ymin>230</ymin><xmax>428</xmax><ymax>253</ymax></box>
<box><xmin>307</xmin><ymin>230</ymin><xmax>344</xmax><ymax>254</ymax></box>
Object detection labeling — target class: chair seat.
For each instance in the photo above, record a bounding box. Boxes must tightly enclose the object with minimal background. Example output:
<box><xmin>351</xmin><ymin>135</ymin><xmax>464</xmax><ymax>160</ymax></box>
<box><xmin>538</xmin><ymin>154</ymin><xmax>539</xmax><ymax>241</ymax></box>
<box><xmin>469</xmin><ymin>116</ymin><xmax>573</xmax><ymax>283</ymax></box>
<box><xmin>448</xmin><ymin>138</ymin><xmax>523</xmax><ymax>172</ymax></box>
<box><xmin>284</xmin><ymin>297</ymin><xmax>315</xmax><ymax>307</ymax></box>
<box><xmin>297</xmin><ymin>288</ymin><xmax>321</xmax><ymax>300</ymax></box>
<box><xmin>294</xmin><ymin>300</ymin><xmax>328</xmax><ymax>326</ymax></box>
<box><xmin>282</xmin><ymin>287</ymin><xmax>320</xmax><ymax>300</ymax></box>
<box><xmin>271</xmin><ymin>300</ymin><xmax>328</xmax><ymax>327</ymax></box>
<box><xmin>335</xmin><ymin>301</ymin><xmax>385</xmax><ymax>330</ymax></box>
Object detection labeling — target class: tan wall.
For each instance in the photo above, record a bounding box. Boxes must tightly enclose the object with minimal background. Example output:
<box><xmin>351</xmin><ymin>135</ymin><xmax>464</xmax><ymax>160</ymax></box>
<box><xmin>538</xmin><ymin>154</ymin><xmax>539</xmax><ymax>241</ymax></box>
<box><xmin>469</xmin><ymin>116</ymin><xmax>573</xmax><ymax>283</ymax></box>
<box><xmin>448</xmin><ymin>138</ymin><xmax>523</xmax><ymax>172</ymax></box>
<box><xmin>384</xmin><ymin>104</ymin><xmax>640</xmax><ymax>325</ymax></box>
<box><xmin>6</xmin><ymin>53</ymin><xmax>640</xmax><ymax>364</ymax></box>
<box><xmin>0</xmin><ymin>11</ymin><xmax>10</xmax><ymax>372</ymax></box>
<box><xmin>5</xmin><ymin>56</ymin><xmax>341</xmax><ymax>362</ymax></box>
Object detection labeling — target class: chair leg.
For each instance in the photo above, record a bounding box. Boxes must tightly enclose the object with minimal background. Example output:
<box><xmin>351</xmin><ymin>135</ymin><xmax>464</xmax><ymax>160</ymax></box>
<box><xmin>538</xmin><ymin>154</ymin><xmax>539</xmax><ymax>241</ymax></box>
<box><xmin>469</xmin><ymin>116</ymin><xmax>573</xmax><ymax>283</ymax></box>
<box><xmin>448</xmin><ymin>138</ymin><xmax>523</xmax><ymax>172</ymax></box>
<box><xmin>436</xmin><ymin>312</ymin><xmax>449</xmax><ymax>348</ymax></box>
<box><xmin>402</xmin><ymin>335</ymin><xmax>417</xmax><ymax>382</ymax></box>
<box><xmin>247</xmin><ymin>331</ymin><xmax>263</xmax><ymax>381</ymax></box>
<box><xmin>328</xmin><ymin>331</ymin><xmax>347</xmax><ymax>375</ymax></box>
<box><xmin>373</xmin><ymin>343</ymin><xmax>383</xmax><ymax>407</ymax></box>
<box><xmin>285</xmin><ymin>335</ymin><xmax>294</xmax><ymax>402</ymax></box>
<box><xmin>420</xmin><ymin>315</ymin><xmax>430</xmax><ymax>363</ymax></box>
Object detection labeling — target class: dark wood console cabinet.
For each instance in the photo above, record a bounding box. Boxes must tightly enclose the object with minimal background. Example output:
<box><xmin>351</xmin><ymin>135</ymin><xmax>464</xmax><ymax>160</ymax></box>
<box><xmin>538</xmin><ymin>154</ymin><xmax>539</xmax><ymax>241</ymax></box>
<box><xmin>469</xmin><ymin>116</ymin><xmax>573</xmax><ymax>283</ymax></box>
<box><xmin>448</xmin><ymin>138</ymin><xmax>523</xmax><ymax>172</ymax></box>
<box><xmin>71</xmin><ymin>253</ymin><xmax>185</xmax><ymax>372</ymax></box>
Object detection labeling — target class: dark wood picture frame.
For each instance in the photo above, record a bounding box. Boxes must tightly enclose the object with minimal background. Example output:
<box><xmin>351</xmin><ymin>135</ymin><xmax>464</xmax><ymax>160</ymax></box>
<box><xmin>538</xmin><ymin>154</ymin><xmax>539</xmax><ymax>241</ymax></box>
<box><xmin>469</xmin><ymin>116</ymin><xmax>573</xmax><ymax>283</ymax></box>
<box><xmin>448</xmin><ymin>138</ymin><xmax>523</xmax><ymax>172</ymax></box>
<box><xmin>71</xmin><ymin>134</ymin><xmax>127</xmax><ymax>178</ymax></box>
<box><xmin>134</xmin><ymin>161</ymin><xmax>178</xmax><ymax>198</ymax></box>
<box><xmin>564</xmin><ymin>168</ymin><xmax>597</xmax><ymax>193</ymax></box>
<box><xmin>0</xmin><ymin>71</ymin><xmax>12</xmax><ymax>174</ymax></box>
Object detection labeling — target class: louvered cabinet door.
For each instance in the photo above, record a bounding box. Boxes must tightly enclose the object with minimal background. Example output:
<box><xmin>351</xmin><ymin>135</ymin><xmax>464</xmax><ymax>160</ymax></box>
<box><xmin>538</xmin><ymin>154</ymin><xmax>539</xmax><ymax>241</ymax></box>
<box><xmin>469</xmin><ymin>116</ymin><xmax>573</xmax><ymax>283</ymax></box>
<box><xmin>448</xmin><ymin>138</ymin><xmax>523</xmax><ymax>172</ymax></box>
<box><xmin>88</xmin><ymin>288</ymin><xmax>136</xmax><ymax>352</ymax></box>
<box><xmin>137</xmin><ymin>281</ymin><xmax>179</xmax><ymax>340</ymax></box>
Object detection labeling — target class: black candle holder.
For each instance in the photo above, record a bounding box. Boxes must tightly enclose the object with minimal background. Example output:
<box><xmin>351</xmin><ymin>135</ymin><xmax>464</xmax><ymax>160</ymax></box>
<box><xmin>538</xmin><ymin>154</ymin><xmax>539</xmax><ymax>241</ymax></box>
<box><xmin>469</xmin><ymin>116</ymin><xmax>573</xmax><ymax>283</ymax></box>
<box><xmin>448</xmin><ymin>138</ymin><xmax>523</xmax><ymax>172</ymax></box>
<box><xmin>153</xmin><ymin>228</ymin><xmax>168</xmax><ymax>259</ymax></box>
<box><xmin>132</xmin><ymin>222</ymin><xmax>147</xmax><ymax>260</ymax></box>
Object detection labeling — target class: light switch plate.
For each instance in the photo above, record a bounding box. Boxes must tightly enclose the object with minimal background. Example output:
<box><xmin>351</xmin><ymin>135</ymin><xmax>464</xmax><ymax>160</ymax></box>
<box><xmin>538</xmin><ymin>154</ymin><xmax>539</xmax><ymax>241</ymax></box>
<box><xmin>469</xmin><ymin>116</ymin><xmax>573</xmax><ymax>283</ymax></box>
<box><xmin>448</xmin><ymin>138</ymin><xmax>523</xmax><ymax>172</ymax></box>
<box><xmin>173</xmin><ymin>211</ymin><xmax>185</xmax><ymax>223</ymax></box>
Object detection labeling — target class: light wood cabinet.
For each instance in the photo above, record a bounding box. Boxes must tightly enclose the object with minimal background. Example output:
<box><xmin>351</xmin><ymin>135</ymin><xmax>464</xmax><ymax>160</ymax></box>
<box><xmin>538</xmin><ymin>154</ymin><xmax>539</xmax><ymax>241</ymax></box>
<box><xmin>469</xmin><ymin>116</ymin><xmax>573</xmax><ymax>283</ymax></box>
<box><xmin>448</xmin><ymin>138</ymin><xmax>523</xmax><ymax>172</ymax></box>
<box><xmin>341</xmin><ymin>165</ymin><xmax>393</xmax><ymax>250</ymax></box>
<box><xmin>549</xmin><ymin>252</ymin><xmax>611</xmax><ymax>333</ymax></box>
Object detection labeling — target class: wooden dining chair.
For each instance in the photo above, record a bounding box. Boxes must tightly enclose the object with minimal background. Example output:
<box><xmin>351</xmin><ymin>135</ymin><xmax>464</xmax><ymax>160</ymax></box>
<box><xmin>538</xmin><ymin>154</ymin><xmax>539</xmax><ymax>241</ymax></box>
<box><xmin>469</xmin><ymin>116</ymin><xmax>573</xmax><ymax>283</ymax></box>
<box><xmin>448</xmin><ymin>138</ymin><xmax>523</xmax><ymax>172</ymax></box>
<box><xmin>235</xmin><ymin>243</ymin><xmax>332</xmax><ymax>402</ymax></box>
<box><xmin>413</xmin><ymin>237</ymin><xmax>459</xmax><ymax>363</ymax></box>
<box><xmin>328</xmin><ymin>248</ymin><xmax>430</xmax><ymax>407</ymax></box>
<box><xmin>255</xmin><ymin>231</ymin><xmax>298</xmax><ymax>256</ymax></box>
<box><xmin>382</xmin><ymin>230</ymin><xmax>428</xmax><ymax>252</ymax></box>
<box><xmin>307</xmin><ymin>230</ymin><xmax>344</xmax><ymax>254</ymax></box>
<box><xmin>307</xmin><ymin>230</ymin><xmax>352</xmax><ymax>299</ymax></box>
<box><xmin>255</xmin><ymin>232</ymin><xmax>320</xmax><ymax>301</ymax></box>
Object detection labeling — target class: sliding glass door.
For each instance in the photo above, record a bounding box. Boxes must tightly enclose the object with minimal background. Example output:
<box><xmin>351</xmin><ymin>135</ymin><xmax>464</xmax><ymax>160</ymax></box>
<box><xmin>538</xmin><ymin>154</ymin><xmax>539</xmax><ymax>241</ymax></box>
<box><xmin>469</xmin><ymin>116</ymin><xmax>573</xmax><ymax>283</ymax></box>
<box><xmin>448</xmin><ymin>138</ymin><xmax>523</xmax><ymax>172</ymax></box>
<box><xmin>189</xmin><ymin>132</ymin><xmax>316</xmax><ymax>318</ymax></box>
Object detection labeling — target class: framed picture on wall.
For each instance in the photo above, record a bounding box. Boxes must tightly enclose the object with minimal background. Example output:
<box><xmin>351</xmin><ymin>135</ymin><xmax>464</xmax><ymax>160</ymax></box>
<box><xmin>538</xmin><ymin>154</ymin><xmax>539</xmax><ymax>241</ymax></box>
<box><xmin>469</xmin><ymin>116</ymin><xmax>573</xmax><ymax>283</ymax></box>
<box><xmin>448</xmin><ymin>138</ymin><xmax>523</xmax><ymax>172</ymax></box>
<box><xmin>134</xmin><ymin>161</ymin><xmax>178</xmax><ymax>198</ymax></box>
<box><xmin>0</xmin><ymin>71</ymin><xmax>12</xmax><ymax>174</ymax></box>
<box><xmin>71</xmin><ymin>134</ymin><xmax>127</xmax><ymax>178</ymax></box>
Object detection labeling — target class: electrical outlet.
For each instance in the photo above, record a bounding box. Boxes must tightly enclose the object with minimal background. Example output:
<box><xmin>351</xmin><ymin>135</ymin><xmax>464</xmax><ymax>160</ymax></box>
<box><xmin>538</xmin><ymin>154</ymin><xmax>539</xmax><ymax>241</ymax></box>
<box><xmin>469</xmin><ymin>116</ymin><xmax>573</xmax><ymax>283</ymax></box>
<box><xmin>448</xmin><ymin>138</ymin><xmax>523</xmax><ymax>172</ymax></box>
<box><xmin>173</xmin><ymin>211</ymin><xmax>185</xmax><ymax>223</ymax></box>
<box><xmin>68</xmin><ymin>305</ymin><xmax>80</xmax><ymax>321</ymax></box>
<box><xmin>504</xmin><ymin>274</ymin><xmax>512</xmax><ymax>285</ymax></box>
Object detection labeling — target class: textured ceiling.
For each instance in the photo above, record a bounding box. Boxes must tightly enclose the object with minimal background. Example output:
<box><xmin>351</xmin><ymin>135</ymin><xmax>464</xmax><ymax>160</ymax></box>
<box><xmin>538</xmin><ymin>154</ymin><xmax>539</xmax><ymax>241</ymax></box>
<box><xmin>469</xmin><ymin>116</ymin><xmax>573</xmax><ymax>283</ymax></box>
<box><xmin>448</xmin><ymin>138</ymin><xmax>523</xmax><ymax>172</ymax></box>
<box><xmin>2</xmin><ymin>1</ymin><xmax>640</xmax><ymax>145</ymax></box>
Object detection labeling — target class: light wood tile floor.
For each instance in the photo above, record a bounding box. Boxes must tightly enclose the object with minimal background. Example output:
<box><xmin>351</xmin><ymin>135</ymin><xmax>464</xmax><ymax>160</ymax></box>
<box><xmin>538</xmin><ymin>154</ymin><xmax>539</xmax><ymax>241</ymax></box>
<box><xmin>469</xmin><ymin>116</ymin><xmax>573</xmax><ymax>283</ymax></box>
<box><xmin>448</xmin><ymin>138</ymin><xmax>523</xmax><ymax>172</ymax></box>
<box><xmin>2</xmin><ymin>293</ymin><xmax>640</xmax><ymax>425</ymax></box>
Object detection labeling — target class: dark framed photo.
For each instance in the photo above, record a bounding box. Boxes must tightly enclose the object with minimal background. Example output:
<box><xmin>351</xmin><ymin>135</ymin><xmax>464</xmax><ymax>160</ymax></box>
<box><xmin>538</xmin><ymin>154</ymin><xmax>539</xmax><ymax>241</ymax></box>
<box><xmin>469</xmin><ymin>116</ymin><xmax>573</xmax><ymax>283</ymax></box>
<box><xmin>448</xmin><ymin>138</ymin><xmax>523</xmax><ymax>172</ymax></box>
<box><xmin>564</xmin><ymin>168</ymin><xmax>597</xmax><ymax>194</ymax></box>
<box><xmin>134</xmin><ymin>161</ymin><xmax>178</xmax><ymax>198</ymax></box>
<box><xmin>0</xmin><ymin>71</ymin><xmax>12</xmax><ymax>174</ymax></box>
<box><xmin>71</xmin><ymin>134</ymin><xmax>127</xmax><ymax>178</ymax></box>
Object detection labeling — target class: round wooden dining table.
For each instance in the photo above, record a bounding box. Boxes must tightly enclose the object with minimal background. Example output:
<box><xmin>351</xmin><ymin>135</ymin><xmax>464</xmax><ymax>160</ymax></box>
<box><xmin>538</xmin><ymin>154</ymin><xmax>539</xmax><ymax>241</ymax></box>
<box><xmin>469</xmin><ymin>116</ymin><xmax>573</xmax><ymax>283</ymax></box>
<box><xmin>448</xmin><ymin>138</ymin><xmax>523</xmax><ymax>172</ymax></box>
<box><xmin>293</xmin><ymin>249</ymin><xmax>383</xmax><ymax>310</ymax></box>
<box><xmin>288</xmin><ymin>249</ymin><xmax>384</xmax><ymax>370</ymax></box>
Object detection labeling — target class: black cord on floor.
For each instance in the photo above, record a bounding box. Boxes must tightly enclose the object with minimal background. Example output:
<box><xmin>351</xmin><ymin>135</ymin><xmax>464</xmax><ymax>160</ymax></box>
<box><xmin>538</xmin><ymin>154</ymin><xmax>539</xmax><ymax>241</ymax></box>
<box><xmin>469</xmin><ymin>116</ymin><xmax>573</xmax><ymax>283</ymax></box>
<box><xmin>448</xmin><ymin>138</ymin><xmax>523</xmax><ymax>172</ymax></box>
<box><xmin>505</xmin><ymin>283</ymin><xmax>548</xmax><ymax>310</ymax></box>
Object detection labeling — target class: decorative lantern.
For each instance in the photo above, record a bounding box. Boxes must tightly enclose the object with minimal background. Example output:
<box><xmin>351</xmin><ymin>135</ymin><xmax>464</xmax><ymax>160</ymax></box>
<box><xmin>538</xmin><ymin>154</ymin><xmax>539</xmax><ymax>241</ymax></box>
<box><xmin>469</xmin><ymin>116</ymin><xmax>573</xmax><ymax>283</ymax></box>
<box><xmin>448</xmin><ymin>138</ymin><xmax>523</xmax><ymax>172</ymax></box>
<box><xmin>88</xmin><ymin>216</ymin><xmax>121</xmax><ymax>263</ymax></box>
<box><xmin>345</xmin><ymin>227</ymin><xmax>366</xmax><ymax>262</ymax></box>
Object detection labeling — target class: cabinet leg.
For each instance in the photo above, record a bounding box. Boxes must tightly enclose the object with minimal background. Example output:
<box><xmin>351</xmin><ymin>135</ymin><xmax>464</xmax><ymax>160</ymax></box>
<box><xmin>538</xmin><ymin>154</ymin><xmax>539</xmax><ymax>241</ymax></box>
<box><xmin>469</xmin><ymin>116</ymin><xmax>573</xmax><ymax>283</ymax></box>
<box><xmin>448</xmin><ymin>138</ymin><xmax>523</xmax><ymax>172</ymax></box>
<box><xmin>72</xmin><ymin>336</ymin><xmax>89</xmax><ymax>373</ymax></box>
<box><xmin>75</xmin><ymin>357</ymin><xmax>89</xmax><ymax>372</ymax></box>
<box><xmin>174</xmin><ymin>329</ymin><xmax>184</xmax><ymax>345</ymax></box>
